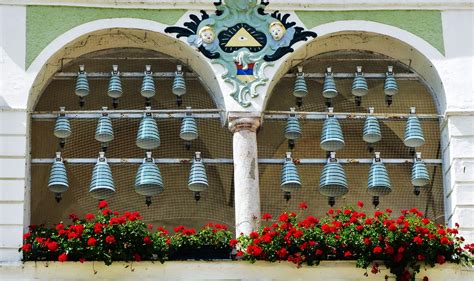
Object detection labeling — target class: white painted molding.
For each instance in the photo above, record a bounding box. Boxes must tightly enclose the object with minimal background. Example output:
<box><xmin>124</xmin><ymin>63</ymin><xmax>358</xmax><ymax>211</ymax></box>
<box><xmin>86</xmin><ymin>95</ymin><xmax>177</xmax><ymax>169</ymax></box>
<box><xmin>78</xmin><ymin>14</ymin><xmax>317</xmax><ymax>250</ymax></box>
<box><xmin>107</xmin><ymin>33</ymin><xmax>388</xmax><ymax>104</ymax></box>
<box><xmin>0</xmin><ymin>0</ymin><xmax>472</xmax><ymax>10</ymax></box>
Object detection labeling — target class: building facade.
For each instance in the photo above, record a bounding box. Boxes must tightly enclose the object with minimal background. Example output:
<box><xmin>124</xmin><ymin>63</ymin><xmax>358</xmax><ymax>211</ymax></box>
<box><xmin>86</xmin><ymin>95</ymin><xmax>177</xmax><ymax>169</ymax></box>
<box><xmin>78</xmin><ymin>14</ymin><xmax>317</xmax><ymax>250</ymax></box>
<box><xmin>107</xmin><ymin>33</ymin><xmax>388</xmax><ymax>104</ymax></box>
<box><xmin>0</xmin><ymin>0</ymin><xmax>473</xmax><ymax>279</ymax></box>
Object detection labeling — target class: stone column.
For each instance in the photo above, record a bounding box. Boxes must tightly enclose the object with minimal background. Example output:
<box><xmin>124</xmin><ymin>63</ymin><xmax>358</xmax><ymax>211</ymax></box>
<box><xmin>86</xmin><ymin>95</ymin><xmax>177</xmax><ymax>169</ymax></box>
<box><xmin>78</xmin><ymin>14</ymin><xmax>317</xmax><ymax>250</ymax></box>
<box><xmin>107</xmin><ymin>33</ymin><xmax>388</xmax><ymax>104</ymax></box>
<box><xmin>228</xmin><ymin>114</ymin><xmax>261</xmax><ymax>236</ymax></box>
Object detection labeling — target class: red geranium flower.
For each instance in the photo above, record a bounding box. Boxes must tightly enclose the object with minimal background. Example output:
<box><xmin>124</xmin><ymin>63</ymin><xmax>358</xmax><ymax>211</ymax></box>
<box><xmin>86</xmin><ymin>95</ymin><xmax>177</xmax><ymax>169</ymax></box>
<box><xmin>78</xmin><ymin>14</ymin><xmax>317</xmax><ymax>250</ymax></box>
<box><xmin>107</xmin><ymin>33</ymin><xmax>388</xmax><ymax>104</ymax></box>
<box><xmin>357</xmin><ymin>201</ymin><xmax>364</xmax><ymax>208</ymax></box>
<box><xmin>85</xmin><ymin>213</ymin><xmax>95</xmax><ymax>221</ymax></box>
<box><xmin>22</xmin><ymin>244</ymin><xmax>32</xmax><ymax>252</ymax></box>
<box><xmin>279</xmin><ymin>212</ymin><xmax>289</xmax><ymax>222</ymax></box>
<box><xmin>249</xmin><ymin>231</ymin><xmax>259</xmax><ymax>239</ymax></box>
<box><xmin>98</xmin><ymin>200</ymin><xmax>108</xmax><ymax>209</ymax></box>
<box><xmin>47</xmin><ymin>241</ymin><xmax>58</xmax><ymax>252</ymax></box>
<box><xmin>344</xmin><ymin>251</ymin><xmax>352</xmax><ymax>257</ymax></box>
<box><xmin>105</xmin><ymin>235</ymin><xmax>116</xmax><ymax>244</ymax></box>
<box><xmin>436</xmin><ymin>255</ymin><xmax>446</xmax><ymax>264</ymax></box>
<box><xmin>298</xmin><ymin>202</ymin><xmax>308</xmax><ymax>210</ymax></box>
<box><xmin>133</xmin><ymin>253</ymin><xmax>141</xmax><ymax>262</ymax></box>
<box><xmin>413</xmin><ymin>236</ymin><xmax>423</xmax><ymax>245</ymax></box>
<box><xmin>79</xmin><ymin>258</ymin><xmax>86</xmax><ymax>263</ymax></box>
<box><xmin>262</xmin><ymin>213</ymin><xmax>272</xmax><ymax>221</ymax></box>
<box><xmin>440</xmin><ymin>237</ymin><xmax>450</xmax><ymax>245</ymax></box>
<box><xmin>87</xmin><ymin>237</ymin><xmax>97</xmax><ymax>246</ymax></box>
<box><xmin>277</xmin><ymin>248</ymin><xmax>288</xmax><ymax>258</ymax></box>
<box><xmin>143</xmin><ymin>236</ymin><xmax>152</xmax><ymax>245</ymax></box>
<box><xmin>373</xmin><ymin>246</ymin><xmax>383</xmax><ymax>254</ymax></box>
<box><xmin>230</xmin><ymin>239</ymin><xmax>238</xmax><ymax>247</ymax></box>
<box><xmin>58</xmin><ymin>253</ymin><xmax>68</xmax><ymax>262</ymax></box>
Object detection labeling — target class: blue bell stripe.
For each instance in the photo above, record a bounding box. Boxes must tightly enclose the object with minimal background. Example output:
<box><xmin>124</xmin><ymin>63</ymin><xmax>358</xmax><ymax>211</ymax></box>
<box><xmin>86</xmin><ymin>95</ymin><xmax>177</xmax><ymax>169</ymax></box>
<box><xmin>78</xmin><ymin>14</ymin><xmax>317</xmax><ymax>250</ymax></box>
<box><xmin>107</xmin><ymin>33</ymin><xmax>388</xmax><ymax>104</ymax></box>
<box><xmin>89</xmin><ymin>159</ymin><xmax>115</xmax><ymax>200</ymax></box>
<box><xmin>180</xmin><ymin>116</ymin><xmax>199</xmax><ymax>141</ymax></box>
<box><xmin>384</xmin><ymin>74</ymin><xmax>398</xmax><ymax>96</ymax></box>
<box><xmin>352</xmin><ymin>74</ymin><xmax>369</xmax><ymax>97</ymax></box>
<box><xmin>188</xmin><ymin>156</ymin><xmax>208</xmax><ymax>192</ymax></box>
<box><xmin>95</xmin><ymin>116</ymin><xmax>114</xmax><ymax>143</ymax></box>
<box><xmin>135</xmin><ymin>161</ymin><xmax>164</xmax><ymax>196</ymax></box>
<box><xmin>284</xmin><ymin>116</ymin><xmax>302</xmax><ymax>140</ymax></box>
<box><xmin>319</xmin><ymin>161</ymin><xmax>348</xmax><ymax>197</ymax></box>
<box><xmin>404</xmin><ymin>116</ymin><xmax>425</xmax><ymax>147</ymax></box>
<box><xmin>280</xmin><ymin>157</ymin><xmax>301</xmax><ymax>192</ymax></box>
<box><xmin>368</xmin><ymin>162</ymin><xmax>392</xmax><ymax>196</ymax></box>
<box><xmin>75</xmin><ymin>73</ymin><xmax>89</xmax><ymax>97</ymax></box>
<box><xmin>136</xmin><ymin>116</ymin><xmax>160</xmax><ymax>149</ymax></box>
<box><xmin>48</xmin><ymin>160</ymin><xmax>69</xmax><ymax>193</ymax></box>
<box><xmin>54</xmin><ymin>117</ymin><xmax>72</xmax><ymax>139</ymax></box>
<box><xmin>322</xmin><ymin>73</ymin><xmax>338</xmax><ymax>99</ymax></box>
<box><xmin>411</xmin><ymin>161</ymin><xmax>430</xmax><ymax>186</ymax></box>
<box><xmin>293</xmin><ymin>75</ymin><xmax>308</xmax><ymax>98</ymax></box>
<box><xmin>363</xmin><ymin>116</ymin><xmax>382</xmax><ymax>143</ymax></box>
<box><xmin>141</xmin><ymin>74</ymin><xmax>156</xmax><ymax>98</ymax></box>
<box><xmin>172</xmin><ymin>73</ymin><xmax>187</xmax><ymax>96</ymax></box>
<box><xmin>107</xmin><ymin>74</ymin><xmax>123</xmax><ymax>99</ymax></box>
<box><xmin>320</xmin><ymin>117</ymin><xmax>345</xmax><ymax>151</ymax></box>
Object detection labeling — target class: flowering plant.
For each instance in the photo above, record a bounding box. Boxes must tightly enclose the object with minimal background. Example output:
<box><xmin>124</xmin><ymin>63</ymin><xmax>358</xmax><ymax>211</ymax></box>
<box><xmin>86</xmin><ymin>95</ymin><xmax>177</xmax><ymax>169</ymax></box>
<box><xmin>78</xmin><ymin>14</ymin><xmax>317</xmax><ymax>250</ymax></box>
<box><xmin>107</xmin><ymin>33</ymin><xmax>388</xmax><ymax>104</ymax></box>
<box><xmin>235</xmin><ymin>202</ymin><xmax>474</xmax><ymax>281</ymax></box>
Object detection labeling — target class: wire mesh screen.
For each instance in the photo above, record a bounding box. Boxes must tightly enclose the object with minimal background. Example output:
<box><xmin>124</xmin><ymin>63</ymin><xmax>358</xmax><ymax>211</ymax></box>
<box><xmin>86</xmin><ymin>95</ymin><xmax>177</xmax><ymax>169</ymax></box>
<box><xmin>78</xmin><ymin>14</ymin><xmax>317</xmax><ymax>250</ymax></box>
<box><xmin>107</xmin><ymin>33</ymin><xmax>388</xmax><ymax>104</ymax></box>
<box><xmin>31</xmin><ymin>49</ymin><xmax>235</xmax><ymax>230</ymax></box>
<box><xmin>260</xmin><ymin>51</ymin><xmax>444</xmax><ymax>223</ymax></box>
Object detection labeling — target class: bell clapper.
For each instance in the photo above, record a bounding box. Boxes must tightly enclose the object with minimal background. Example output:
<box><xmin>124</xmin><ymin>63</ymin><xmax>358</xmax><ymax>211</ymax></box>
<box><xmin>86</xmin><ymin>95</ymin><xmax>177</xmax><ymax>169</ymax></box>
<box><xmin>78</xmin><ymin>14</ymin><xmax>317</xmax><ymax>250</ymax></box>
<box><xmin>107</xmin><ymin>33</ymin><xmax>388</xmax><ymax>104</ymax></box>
<box><xmin>145</xmin><ymin>196</ymin><xmax>152</xmax><ymax>207</ymax></box>
<box><xmin>112</xmin><ymin>98</ymin><xmax>119</xmax><ymax>109</ymax></box>
<box><xmin>145</xmin><ymin>98</ymin><xmax>151</xmax><ymax>107</ymax></box>
<box><xmin>194</xmin><ymin>192</ymin><xmax>201</xmax><ymax>202</ymax></box>
<box><xmin>185</xmin><ymin>141</ymin><xmax>192</xmax><ymax>150</ymax></box>
<box><xmin>176</xmin><ymin>96</ymin><xmax>183</xmax><ymax>106</ymax></box>
<box><xmin>355</xmin><ymin>96</ymin><xmax>362</xmax><ymax>106</ymax></box>
<box><xmin>328</xmin><ymin>197</ymin><xmax>336</xmax><ymax>207</ymax></box>
<box><xmin>414</xmin><ymin>186</ymin><xmax>421</xmax><ymax>196</ymax></box>
<box><xmin>288</xmin><ymin>139</ymin><xmax>295</xmax><ymax>150</ymax></box>
<box><xmin>79</xmin><ymin>96</ymin><xmax>85</xmax><ymax>108</ymax></box>
<box><xmin>59</xmin><ymin>138</ymin><xmax>66</xmax><ymax>149</ymax></box>
<box><xmin>372</xmin><ymin>196</ymin><xmax>380</xmax><ymax>207</ymax></box>
<box><xmin>296</xmin><ymin>97</ymin><xmax>303</xmax><ymax>107</ymax></box>
<box><xmin>55</xmin><ymin>193</ymin><xmax>62</xmax><ymax>203</ymax></box>
<box><xmin>284</xmin><ymin>192</ymin><xmax>291</xmax><ymax>202</ymax></box>
<box><xmin>325</xmin><ymin>98</ymin><xmax>333</xmax><ymax>108</ymax></box>
<box><xmin>385</xmin><ymin>95</ymin><xmax>393</xmax><ymax>106</ymax></box>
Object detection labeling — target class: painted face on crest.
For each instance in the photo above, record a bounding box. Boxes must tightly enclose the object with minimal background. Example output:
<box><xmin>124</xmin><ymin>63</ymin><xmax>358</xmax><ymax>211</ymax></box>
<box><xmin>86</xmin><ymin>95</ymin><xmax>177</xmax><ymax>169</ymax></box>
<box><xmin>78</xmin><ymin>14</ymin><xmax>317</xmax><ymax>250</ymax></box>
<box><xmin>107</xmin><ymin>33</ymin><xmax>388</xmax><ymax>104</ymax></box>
<box><xmin>199</xmin><ymin>26</ymin><xmax>216</xmax><ymax>44</ymax></box>
<box><xmin>269</xmin><ymin>22</ymin><xmax>286</xmax><ymax>41</ymax></box>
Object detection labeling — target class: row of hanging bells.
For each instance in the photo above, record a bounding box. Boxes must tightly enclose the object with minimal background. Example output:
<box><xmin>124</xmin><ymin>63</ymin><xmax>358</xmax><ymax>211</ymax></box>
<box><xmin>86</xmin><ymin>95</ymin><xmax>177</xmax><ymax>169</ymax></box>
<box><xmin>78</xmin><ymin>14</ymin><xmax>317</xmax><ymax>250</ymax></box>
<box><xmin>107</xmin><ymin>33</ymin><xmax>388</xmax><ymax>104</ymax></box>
<box><xmin>75</xmin><ymin>65</ymin><xmax>187</xmax><ymax>108</ymax></box>
<box><xmin>293</xmin><ymin>66</ymin><xmax>399</xmax><ymax>107</ymax></box>
<box><xmin>48</xmin><ymin>151</ymin><xmax>208</xmax><ymax>205</ymax></box>
<box><xmin>284</xmin><ymin>107</ymin><xmax>425</xmax><ymax>152</ymax></box>
<box><xmin>280</xmin><ymin>151</ymin><xmax>430</xmax><ymax>207</ymax></box>
<box><xmin>54</xmin><ymin>106</ymin><xmax>199</xmax><ymax>150</ymax></box>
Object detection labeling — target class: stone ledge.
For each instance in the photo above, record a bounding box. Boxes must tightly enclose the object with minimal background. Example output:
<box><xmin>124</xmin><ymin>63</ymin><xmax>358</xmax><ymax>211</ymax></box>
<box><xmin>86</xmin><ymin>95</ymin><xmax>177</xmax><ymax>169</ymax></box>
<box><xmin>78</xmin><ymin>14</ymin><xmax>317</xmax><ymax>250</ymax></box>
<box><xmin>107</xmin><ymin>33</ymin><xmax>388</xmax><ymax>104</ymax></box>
<box><xmin>0</xmin><ymin>261</ymin><xmax>472</xmax><ymax>281</ymax></box>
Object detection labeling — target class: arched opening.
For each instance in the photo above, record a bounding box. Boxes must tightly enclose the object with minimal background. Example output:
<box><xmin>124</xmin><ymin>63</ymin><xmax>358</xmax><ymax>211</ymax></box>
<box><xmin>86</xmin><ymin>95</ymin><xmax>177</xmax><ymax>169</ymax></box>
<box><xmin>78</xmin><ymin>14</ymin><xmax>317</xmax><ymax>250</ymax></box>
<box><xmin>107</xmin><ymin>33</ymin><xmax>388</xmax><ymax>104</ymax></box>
<box><xmin>28</xmin><ymin>28</ymin><xmax>235</xmax><ymax>231</ymax></box>
<box><xmin>259</xmin><ymin>31</ymin><xmax>444</xmax><ymax>223</ymax></box>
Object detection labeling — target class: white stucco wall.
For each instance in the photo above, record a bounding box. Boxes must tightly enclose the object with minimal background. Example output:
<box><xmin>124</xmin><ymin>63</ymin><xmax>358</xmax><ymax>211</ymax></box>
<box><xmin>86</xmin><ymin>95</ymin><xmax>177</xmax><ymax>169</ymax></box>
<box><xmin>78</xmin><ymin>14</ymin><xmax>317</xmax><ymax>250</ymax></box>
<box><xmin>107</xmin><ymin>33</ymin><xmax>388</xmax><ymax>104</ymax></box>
<box><xmin>0</xmin><ymin>1</ymin><xmax>473</xmax><ymax>268</ymax></box>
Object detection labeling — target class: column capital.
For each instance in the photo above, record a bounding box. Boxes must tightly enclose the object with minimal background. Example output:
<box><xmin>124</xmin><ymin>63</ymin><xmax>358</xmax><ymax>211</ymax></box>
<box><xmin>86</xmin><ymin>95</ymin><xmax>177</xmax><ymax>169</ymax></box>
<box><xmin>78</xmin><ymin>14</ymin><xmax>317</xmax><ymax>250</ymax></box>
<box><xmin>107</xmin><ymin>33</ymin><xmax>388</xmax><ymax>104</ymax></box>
<box><xmin>228</xmin><ymin>112</ymin><xmax>262</xmax><ymax>133</ymax></box>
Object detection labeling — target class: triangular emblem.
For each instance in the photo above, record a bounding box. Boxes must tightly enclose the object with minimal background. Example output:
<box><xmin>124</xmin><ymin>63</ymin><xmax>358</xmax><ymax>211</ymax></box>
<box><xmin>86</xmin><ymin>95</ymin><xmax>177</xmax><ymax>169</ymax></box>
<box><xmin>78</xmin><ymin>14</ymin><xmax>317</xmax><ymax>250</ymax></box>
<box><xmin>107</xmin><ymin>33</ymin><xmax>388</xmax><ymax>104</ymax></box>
<box><xmin>225</xmin><ymin>27</ymin><xmax>262</xmax><ymax>48</ymax></box>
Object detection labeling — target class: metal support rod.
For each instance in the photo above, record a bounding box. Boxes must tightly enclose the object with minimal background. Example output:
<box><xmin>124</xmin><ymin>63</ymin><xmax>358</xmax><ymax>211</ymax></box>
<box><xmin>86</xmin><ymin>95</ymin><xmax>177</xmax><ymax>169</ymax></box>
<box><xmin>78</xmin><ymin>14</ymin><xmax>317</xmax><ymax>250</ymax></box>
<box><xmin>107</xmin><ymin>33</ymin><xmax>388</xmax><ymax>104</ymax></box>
<box><xmin>32</xmin><ymin>158</ymin><xmax>443</xmax><ymax>165</ymax></box>
<box><xmin>32</xmin><ymin>113</ymin><xmax>222</xmax><ymax>120</ymax></box>
<box><xmin>53</xmin><ymin>72</ymin><xmax>418</xmax><ymax>80</ymax></box>
<box><xmin>263</xmin><ymin>111</ymin><xmax>442</xmax><ymax>120</ymax></box>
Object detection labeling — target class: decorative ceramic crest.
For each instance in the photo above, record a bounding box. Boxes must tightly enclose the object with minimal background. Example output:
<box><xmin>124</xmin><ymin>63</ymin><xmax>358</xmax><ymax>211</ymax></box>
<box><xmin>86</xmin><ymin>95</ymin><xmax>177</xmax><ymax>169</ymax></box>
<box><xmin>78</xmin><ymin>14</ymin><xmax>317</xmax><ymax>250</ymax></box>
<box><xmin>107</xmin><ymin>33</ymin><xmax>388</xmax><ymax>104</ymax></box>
<box><xmin>165</xmin><ymin>0</ymin><xmax>317</xmax><ymax>107</ymax></box>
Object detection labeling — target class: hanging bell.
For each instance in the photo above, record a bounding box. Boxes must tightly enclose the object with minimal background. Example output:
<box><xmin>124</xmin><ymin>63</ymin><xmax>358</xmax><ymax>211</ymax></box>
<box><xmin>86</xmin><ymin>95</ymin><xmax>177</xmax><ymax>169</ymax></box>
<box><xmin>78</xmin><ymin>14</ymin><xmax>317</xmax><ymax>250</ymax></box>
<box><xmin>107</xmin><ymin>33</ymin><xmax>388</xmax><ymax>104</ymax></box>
<box><xmin>135</xmin><ymin>152</ymin><xmax>164</xmax><ymax>206</ymax></box>
<box><xmin>322</xmin><ymin>67</ymin><xmax>338</xmax><ymax>106</ymax></box>
<box><xmin>284</xmin><ymin>107</ymin><xmax>301</xmax><ymax>150</ymax></box>
<box><xmin>319</xmin><ymin>152</ymin><xmax>348</xmax><ymax>207</ymax></box>
<box><xmin>48</xmin><ymin>152</ymin><xmax>68</xmax><ymax>202</ymax></box>
<box><xmin>75</xmin><ymin>65</ymin><xmax>89</xmax><ymax>107</ymax></box>
<box><xmin>95</xmin><ymin>107</ymin><xmax>114</xmax><ymax>146</ymax></box>
<box><xmin>141</xmin><ymin>65</ymin><xmax>156</xmax><ymax>106</ymax></box>
<box><xmin>320</xmin><ymin>107</ymin><xmax>345</xmax><ymax>152</ymax></box>
<box><xmin>89</xmin><ymin>152</ymin><xmax>115</xmax><ymax>200</ymax></box>
<box><xmin>384</xmin><ymin>66</ymin><xmax>398</xmax><ymax>106</ymax></box>
<box><xmin>107</xmin><ymin>65</ymin><xmax>122</xmax><ymax>108</ymax></box>
<box><xmin>404</xmin><ymin>107</ymin><xmax>425</xmax><ymax>148</ymax></box>
<box><xmin>180</xmin><ymin>107</ymin><xmax>198</xmax><ymax>150</ymax></box>
<box><xmin>368</xmin><ymin>152</ymin><xmax>392</xmax><ymax>207</ymax></box>
<box><xmin>54</xmin><ymin>107</ymin><xmax>72</xmax><ymax>148</ymax></box>
<box><xmin>136</xmin><ymin>107</ymin><xmax>160</xmax><ymax>150</ymax></box>
<box><xmin>172</xmin><ymin>65</ymin><xmax>186</xmax><ymax>106</ymax></box>
<box><xmin>352</xmin><ymin>66</ymin><xmax>368</xmax><ymax>106</ymax></box>
<box><xmin>188</xmin><ymin>151</ymin><xmax>208</xmax><ymax>201</ymax></box>
<box><xmin>280</xmin><ymin>152</ymin><xmax>301</xmax><ymax>201</ymax></box>
<box><xmin>363</xmin><ymin>107</ymin><xmax>382</xmax><ymax>153</ymax></box>
<box><xmin>293</xmin><ymin>66</ymin><xmax>308</xmax><ymax>107</ymax></box>
<box><xmin>411</xmin><ymin>152</ymin><xmax>430</xmax><ymax>196</ymax></box>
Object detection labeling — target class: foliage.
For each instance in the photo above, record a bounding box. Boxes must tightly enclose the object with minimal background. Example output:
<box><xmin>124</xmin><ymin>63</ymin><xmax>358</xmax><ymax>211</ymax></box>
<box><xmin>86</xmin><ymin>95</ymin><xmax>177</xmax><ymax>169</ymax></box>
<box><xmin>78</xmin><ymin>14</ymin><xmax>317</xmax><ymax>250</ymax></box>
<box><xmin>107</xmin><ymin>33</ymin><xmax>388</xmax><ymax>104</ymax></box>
<box><xmin>235</xmin><ymin>202</ymin><xmax>474</xmax><ymax>281</ymax></box>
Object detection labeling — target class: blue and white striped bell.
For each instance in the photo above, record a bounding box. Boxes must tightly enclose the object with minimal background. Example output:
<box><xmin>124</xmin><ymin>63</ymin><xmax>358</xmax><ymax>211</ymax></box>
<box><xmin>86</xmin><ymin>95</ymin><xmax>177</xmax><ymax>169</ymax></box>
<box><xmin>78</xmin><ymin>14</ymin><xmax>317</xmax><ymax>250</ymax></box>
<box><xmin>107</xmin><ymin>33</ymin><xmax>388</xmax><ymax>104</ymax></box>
<box><xmin>188</xmin><ymin>151</ymin><xmax>208</xmax><ymax>191</ymax></box>
<box><xmin>172</xmin><ymin>65</ymin><xmax>186</xmax><ymax>106</ymax></box>
<box><xmin>180</xmin><ymin>107</ymin><xmax>198</xmax><ymax>141</ymax></box>
<box><xmin>284</xmin><ymin>108</ymin><xmax>302</xmax><ymax>141</ymax></box>
<box><xmin>404</xmin><ymin>107</ymin><xmax>425</xmax><ymax>148</ymax></box>
<box><xmin>320</xmin><ymin>152</ymin><xmax>348</xmax><ymax>206</ymax></box>
<box><xmin>293</xmin><ymin>66</ymin><xmax>308</xmax><ymax>98</ymax></box>
<box><xmin>280</xmin><ymin>152</ymin><xmax>301</xmax><ymax>201</ymax></box>
<box><xmin>95</xmin><ymin>107</ymin><xmax>114</xmax><ymax>143</ymax></box>
<box><xmin>368</xmin><ymin>152</ymin><xmax>391</xmax><ymax>206</ymax></box>
<box><xmin>75</xmin><ymin>65</ymin><xmax>89</xmax><ymax>98</ymax></box>
<box><xmin>136</xmin><ymin>107</ymin><xmax>160</xmax><ymax>150</ymax></box>
<box><xmin>384</xmin><ymin>66</ymin><xmax>398</xmax><ymax>97</ymax></box>
<box><xmin>48</xmin><ymin>152</ymin><xmax>69</xmax><ymax>194</ymax></box>
<box><xmin>89</xmin><ymin>152</ymin><xmax>115</xmax><ymax>199</ymax></box>
<box><xmin>363</xmin><ymin>107</ymin><xmax>382</xmax><ymax>144</ymax></box>
<box><xmin>141</xmin><ymin>65</ymin><xmax>156</xmax><ymax>99</ymax></box>
<box><xmin>352</xmin><ymin>66</ymin><xmax>368</xmax><ymax>97</ymax></box>
<box><xmin>411</xmin><ymin>152</ymin><xmax>430</xmax><ymax>187</ymax></box>
<box><xmin>322</xmin><ymin>67</ymin><xmax>338</xmax><ymax>99</ymax></box>
<box><xmin>54</xmin><ymin>107</ymin><xmax>72</xmax><ymax>139</ymax></box>
<box><xmin>135</xmin><ymin>152</ymin><xmax>164</xmax><ymax>197</ymax></box>
<box><xmin>320</xmin><ymin>107</ymin><xmax>345</xmax><ymax>151</ymax></box>
<box><xmin>108</xmin><ymin>65</ymin><xmax>122</xmax><ymax>99</ymax></box>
